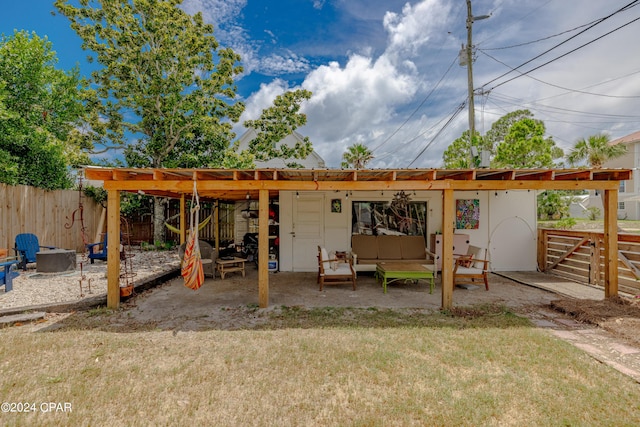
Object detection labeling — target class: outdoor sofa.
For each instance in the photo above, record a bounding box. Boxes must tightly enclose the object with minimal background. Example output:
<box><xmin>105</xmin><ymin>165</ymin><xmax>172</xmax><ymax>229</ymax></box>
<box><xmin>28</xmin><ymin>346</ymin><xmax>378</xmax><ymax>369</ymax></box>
<box><xmin>350</xmin><ymin>234</ymin><xmax>437</xmax><ymax>275</ymax></box>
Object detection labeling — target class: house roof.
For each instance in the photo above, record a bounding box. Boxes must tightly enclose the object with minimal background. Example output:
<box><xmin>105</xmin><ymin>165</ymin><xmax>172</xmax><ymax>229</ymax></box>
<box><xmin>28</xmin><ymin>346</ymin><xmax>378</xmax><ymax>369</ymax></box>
<box><xmin>236</xmin><ymin>129</ymin><xmax>326</xmax><ymax>169</ymax></box>
<box><xmin>610</xmin><ymin>130</ymin><xmax>640</xmax><ymax>145</ymax></box>
<box><xmin>84</xmin><ymin>166</ymin><xmax>632</xmax><ymax>201</ymax></box>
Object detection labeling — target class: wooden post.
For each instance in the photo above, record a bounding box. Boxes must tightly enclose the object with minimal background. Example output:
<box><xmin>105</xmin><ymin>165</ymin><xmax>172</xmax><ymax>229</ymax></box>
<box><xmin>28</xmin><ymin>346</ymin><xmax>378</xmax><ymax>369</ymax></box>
<box><xmin>258</xmin><ymin>189</ymin><xmax>269</xmax><ymax>308</ymax></box>
<box><xmin>441</xmin><ymin>187</ymin><xmax>454</xmax><ymax>309</ymax></box>
<box><xmin>179</xmin><ymin>194</ymin><xmax>186</xmax><ymax>245</ymax></box>
<box><xmin>589</xmin><ymin>232</ymin><xmax>600</xmax><ymax>285</ymax></box>
<box><xmin>214</xmin><ymin>200</ymin><xmax>220</xmax><ymax>252</ymax></box>
<box><xmin>106</xmin><ymin>190</ymin><xmax>121</xmax><ymax>309</ymax></box>
<box><xmin>94</xmin><ymin>207</ymin><xmax>106</xmax><ymax>245</ymax></box>
<box><xmin>603</xmin><ymin>189</ymin><xmax>619</xmax><ymax>297</ymax></box>
<box><xmin>537</xmin><ymin>228</ymin><xmax>547</xmax><ymax>272</ymax></box>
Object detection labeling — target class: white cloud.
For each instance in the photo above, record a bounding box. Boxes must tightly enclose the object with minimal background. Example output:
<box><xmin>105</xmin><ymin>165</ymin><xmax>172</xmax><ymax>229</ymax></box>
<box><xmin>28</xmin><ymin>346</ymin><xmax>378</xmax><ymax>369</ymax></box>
<box><xmin>241</xmin><ymin>0</ymin><xmax>457</xmax><ymax>167</ymax></box>
<box><xmin>181</xmin><ymin>0</ymin><xmax>310</xmax><ymax>77</ymax></box>
<box><xmin>180</xmin><ymin>0</ymin><xmax>246</xmax><ymax>27</ymax></box>
<box><xmin>311</xmin><ymin>0</ymin><xmax>326</xmax><ymax>10</ymax></box>
<box><xmin>259</xmin><ymin>53</ymin><xmax>311</xmax><ymax>76</ymax></box>
<box><xmin>236</xmin><ymin>79</ymin><xmax>290</xmax><ymax>125</ymax></box>
<box><xmin>383</xmin><ymin>0</ymin><xmax>451</xmax><ymax>56</ymax></box>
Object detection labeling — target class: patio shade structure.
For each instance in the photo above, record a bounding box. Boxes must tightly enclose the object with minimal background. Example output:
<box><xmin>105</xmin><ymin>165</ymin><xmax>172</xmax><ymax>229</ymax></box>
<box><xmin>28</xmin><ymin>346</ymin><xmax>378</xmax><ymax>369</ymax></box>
<box><xmin>84</xmin><ymin>166</ymin><xmax>632</xmax><ymax>310</ymax></box>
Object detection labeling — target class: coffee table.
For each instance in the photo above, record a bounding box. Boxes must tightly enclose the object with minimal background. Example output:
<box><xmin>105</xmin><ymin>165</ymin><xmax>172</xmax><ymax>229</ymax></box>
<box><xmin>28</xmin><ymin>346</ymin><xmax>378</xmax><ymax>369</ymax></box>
<box><xmin>376</xmin><ymin>262</ymin><xmax>435</xmax><ymax>294</ymax></box>
<box><xmin>216</xmin><ymin>257</ymin><xmax>247</xmax><ymax>279</ymax></box>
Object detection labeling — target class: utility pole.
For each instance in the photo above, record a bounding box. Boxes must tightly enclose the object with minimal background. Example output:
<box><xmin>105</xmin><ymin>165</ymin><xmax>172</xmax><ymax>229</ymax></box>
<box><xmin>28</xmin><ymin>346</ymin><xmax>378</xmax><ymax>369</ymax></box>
<box><xmin>465</xmin><ymin>0</ymin><xmax>489</xmax><ymax>167</ymax></box>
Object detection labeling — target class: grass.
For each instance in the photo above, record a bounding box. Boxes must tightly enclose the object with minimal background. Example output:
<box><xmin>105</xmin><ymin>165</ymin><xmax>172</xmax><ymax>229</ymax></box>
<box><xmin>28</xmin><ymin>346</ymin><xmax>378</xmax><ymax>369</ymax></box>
<box><xmin>1</xmin><ymin>305</ymin><xmax>640</xmax><ymax>426</ymax></box>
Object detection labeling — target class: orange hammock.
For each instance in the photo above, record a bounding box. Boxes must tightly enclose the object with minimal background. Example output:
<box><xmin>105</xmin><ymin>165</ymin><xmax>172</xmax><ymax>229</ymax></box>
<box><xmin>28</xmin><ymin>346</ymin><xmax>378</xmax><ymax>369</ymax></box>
<box><xmin>181</xmin><ymin>182</ymin><xmax>204</xmax><ymax>290</ymax></box>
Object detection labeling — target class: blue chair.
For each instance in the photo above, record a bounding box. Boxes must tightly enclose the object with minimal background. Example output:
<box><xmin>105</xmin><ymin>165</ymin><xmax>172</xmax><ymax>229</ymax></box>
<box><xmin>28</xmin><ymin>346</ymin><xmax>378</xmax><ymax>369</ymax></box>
<box><xmin>14</xmin><ymin>233</ymin><xmax>57</xmax><ymax>271</ymax></box>
<box><xmin>0</xmin><ymin>259</ymin><xmax>19</xmax><ymax>292</ymax></box>
<box><xmin>86</xmin><ymin>235</ymin><xmax>108</xmax><ymax>263</ymax></box>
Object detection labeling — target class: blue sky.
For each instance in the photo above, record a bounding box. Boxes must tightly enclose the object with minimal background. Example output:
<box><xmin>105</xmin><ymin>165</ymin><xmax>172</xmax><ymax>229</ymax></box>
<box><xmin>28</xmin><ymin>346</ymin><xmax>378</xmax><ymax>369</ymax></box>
<box><xmin>2</xmin><ymin>0</ymin><xmax>640</xmax><ymax>168</ymax></box>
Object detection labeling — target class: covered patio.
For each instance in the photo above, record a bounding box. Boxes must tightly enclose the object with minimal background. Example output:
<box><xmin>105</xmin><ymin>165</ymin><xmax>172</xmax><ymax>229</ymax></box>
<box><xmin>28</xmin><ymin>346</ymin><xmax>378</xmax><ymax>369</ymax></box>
<box><xmin>84</xmin><ymin>166</ymin><xmax>631</xmax><ymax>310</ymax></box>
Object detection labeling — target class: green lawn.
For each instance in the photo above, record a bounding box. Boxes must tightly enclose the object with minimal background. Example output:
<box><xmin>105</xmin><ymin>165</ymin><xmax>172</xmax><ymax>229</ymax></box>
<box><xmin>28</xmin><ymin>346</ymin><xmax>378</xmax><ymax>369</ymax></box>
<box><xmin>1</xmin><ymin>305</ymin><xmax>639</xmax><ymax>426</ymax></box>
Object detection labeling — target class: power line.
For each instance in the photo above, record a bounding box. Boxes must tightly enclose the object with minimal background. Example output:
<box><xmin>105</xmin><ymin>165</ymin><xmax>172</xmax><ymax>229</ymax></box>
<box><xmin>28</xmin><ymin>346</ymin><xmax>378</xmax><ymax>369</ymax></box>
<box><xmin>478</xmin><ymin>49</ymin><xmax>640</xmax><ymax>99</ymax></box>
<box><xmin>473</xmin><ymin>0</ymin><xmax>555</xmax><ymax>47</ymax></box>
<box><xmin>486</xmin><ymin>13</ymin><xmax>640</xmax><ymax>92</ymax></box>
<box><xmin>374</xmin><ymin>98</ymin><xmax>465</xmax><ymax>163</ymax></box>
<box><xmin>489</xmin><ymin>92</ymin><xmax>640</xmax><ymax>119</ymax></box>
<box><xmin>482</xmin><ymin>19</ymin><xmax>600</xmax><ymax>51</ymax></box>
<box><xmin>370</xmin><ymin>55</ymin><xmax>460</xmax><ymax>153</ymax></box>
<box><xmin>480</xmin><ymin>0</ymin><xmax>640</xmax><ymax>90</ymax></box>
<box><xmin>406</xmin><ymin>101</ymin><xmax>466</xmax><ymax>167</ymax></box>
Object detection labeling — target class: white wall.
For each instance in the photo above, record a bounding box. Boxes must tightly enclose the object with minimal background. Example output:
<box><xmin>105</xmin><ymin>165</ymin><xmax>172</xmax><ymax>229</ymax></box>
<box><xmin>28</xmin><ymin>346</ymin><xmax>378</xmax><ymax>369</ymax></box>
<box><xmin>272</xmin><ymin>189</ymin><xmax>537</xmax><ymax>272</ymax></box>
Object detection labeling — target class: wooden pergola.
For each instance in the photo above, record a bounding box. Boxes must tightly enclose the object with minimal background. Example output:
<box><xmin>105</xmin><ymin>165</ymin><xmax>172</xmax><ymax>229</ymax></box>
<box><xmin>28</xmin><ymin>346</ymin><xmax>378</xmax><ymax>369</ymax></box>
<box><xmin>84</xmin><ymin>166</ymin><xmax>632</xmax><ymax>310</ymax></box>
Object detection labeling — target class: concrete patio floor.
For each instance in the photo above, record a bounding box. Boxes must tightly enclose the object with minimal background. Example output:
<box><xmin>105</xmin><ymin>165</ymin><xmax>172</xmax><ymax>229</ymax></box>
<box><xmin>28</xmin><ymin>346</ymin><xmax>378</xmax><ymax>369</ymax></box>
<box><xmin>126</xmin><ymin>267</ymin><xmax>584</xmax><ymax>323</ymax></box>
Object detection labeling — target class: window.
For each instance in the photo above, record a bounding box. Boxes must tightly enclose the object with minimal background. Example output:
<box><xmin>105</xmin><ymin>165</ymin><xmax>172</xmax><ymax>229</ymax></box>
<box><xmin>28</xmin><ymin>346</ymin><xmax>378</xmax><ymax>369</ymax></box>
<box><xmin>619</xmin><ymin>180</ymin><xmax>626</xmax><ymax>192</ymax></box>
<box><xmin>352</xmin><ymin>197</ymin><xmax>427</xmax><ymax>237</ymax></box>
<box><xmin>618</xmin><ymin>202</ymin><xmax>625</xmax><ymax>210</ymax></box>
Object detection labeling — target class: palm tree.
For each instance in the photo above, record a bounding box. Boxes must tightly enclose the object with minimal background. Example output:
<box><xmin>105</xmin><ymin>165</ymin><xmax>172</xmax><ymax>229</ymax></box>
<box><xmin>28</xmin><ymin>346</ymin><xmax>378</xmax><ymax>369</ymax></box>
<box><xmin>567</xmin><ymin>134</ymin><xmax>627</xmax><ymax>168</ymax></box>
<box><xmin>341</xmin><ymin>143</ymin><xmax>374</xmax><ymax>169</ymax></box>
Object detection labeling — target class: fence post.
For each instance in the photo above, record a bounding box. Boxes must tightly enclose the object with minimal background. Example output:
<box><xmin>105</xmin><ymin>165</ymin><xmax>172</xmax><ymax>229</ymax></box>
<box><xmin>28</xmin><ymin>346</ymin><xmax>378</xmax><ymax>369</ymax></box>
<box><xmin>537</xmin><ymin>229</ymin><xmax>547</xmax><ymax>272</ymax></box>
<box><xmin>589</xmin><ymin>232</ymin><xmax>600</xmax><ymax>285</ymax></box>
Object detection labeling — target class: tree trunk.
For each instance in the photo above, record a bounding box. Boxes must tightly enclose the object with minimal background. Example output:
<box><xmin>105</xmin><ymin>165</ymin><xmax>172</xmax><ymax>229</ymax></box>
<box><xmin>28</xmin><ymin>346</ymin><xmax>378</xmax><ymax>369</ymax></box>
<box><xmin>153</xmin><ymin>196</ymin><xmax>166</xmax><ymax>244</ymax></box>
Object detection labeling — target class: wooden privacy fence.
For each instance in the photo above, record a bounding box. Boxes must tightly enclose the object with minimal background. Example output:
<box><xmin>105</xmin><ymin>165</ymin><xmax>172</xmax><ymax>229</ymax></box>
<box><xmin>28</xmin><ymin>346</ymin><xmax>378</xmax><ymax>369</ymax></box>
<box><xmin>538</xmin><ymin>228</ymin><xmax>640</xmax><ymax>295</ymax></box>
<box><xmin>1</xmin><ymin>183</ymin><xmax>104</xmax><ymax>253</ymax></box>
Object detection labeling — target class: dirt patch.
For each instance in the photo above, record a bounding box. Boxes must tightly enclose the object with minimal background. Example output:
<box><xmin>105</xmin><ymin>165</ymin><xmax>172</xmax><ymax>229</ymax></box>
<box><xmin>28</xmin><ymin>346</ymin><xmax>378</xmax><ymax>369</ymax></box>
<box><xmin>550</xmin><ymin>296</ymin><xmax>640</xmax><ymax>346</ymax></box>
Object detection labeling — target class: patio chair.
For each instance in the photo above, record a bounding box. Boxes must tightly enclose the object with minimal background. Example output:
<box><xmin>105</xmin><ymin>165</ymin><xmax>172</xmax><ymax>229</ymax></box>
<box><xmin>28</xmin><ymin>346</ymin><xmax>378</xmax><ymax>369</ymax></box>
<box><xmin>0</xmin><ymin>257</ymin><xmax>19</xmax><ymax>292</ymax></box>
<box><xmin>178</xmin><ymin>240</ymin><xmax>217</xmax><ymax>278</ymax></box>
<box><xmin>86</xmin><ymin>234</ymin><xmax>108</xmax><ymax>264</ymax></box>
<box><xmin>453</xmin><ymin>245</ymin><xmax>490</xmax><ymax>290</ymax></box>
<box><xmin>14</xmin><ymin>233</ymin><xmax>57</xmax><ymax>271</ymax></box>
<box><xmin>317</xmin><ymin>246</ymin><xmax>356</xmax><ymax>291</ymax></box>
<box><xmin>86</xmin><ymin>233</ymin><xmax>128</xmax><ymax>264</ymax></box>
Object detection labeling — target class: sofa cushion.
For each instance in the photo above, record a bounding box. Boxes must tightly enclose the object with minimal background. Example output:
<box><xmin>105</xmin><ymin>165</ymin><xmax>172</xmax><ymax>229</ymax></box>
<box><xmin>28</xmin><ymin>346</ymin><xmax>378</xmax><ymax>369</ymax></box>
<box><xmin>377</xmin><ymin>235</ymin><xmax>402</xmax><ymax>260</ymax></box>
<box><xmin>401</xmin><ymin>236</ymin><xmax>426</xmax><ymax>259</ymax></box>
<box><xmin>351</xmin><ymin>235</ymin><xmax>378</xmax><ymax>260</ymax></box>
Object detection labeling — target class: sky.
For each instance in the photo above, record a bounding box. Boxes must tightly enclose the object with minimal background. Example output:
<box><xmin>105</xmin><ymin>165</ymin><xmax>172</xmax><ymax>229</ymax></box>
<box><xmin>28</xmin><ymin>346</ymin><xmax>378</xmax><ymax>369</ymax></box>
<box><xmin>1</xmin><ymin>0</ymin><xmax>640</xmax><ymax>168</ymax></box>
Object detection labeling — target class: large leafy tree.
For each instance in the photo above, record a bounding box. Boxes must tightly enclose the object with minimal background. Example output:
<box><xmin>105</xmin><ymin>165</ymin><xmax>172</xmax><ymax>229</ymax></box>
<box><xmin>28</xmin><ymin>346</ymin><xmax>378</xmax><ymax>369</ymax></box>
<box><xmin>493</xmin><ymin>117</ymin><xmax>563</xmax><ymax>168</ymax></box>
<box><xmin>0</xmin><ymin>30</ymin><xmax>90</xmax><ymax>189</ymax></box>
<box><xmin>567</xmin><ymin>133</ymin><xmax>627</xmax><ymax>168</ymax></box>
<box><xmin>444</xmin><ymin>110</ymin><xmax>563</xmax><ymax>169</ymax></box>
<box><xmin>341</xmin><ymin>143</ymin><xmax>374</xmax><ymax>169</ymax></box>
<box><xmin>56</xmin><ymin>0</ymin><xmax>313</xmax><ymax>241</ymax></box>
<box><xmin>443</xmin><ymin>110</ymin><xmax>534</xmax><ymax>169</ymax></box>
<box><xmin>442</xmin><ymin>130</ymin><xmax>486</xmax><ymax>168</ymax></box>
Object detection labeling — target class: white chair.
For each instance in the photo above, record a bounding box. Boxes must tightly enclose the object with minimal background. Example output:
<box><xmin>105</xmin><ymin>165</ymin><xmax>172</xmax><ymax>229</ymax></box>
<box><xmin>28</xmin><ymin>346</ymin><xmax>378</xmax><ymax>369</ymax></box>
<box><xmin>317</xmin><ymin>246</ymin><xmax>356</xmax><ymax>291</ymax></box>
<box><xmin>453</xmin><ymin>245</ymin><xmax>489</xmax><ymax>290</ymax></box>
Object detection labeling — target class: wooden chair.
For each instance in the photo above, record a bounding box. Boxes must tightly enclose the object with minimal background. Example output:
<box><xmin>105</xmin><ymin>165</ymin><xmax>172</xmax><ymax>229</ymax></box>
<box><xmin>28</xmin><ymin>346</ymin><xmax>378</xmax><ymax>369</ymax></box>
<box><xmin>453</xmin><ymin>245</ymin><xmax>489</xmax><ymax>290</ymax></box>
<box><xmin>317</xmin><ymin>246</ymin><xmax>356</xmax><ymax>291</ymax></box>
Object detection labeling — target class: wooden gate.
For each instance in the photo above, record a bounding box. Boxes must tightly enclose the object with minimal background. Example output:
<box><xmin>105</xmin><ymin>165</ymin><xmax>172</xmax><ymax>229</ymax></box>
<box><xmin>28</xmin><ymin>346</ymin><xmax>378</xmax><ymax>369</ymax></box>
<box><xmin>538</xmin><ymin>228</ymin><xmax>640</xmax><ymax>295</ymax></box>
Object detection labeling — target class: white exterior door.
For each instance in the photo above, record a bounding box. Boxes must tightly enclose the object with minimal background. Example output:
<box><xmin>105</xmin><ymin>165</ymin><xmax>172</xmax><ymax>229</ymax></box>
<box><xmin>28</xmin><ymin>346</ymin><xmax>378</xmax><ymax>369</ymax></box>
<box><xmin>292</xmin><ymin>194</ymin><xmax>325</xmax><ymax>272</ymax></box>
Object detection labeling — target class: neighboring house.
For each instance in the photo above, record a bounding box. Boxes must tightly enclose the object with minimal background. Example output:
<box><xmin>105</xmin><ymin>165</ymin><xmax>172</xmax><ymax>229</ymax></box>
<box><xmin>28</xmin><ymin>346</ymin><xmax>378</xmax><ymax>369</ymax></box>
<box><xmin>235</xmin><ymin>128</ymin><xmax>326</xmax><ymax>169</ymax></box>
<box><xmin>566</xmin><ymin>131</ymin><xmax>639</xmax><ymax>220</ymax></box>
<box><xmin>603</xmin><ymin>131</ymin><xmax>640</xmax><ymax>220</ymax></box>
<box><xmin>234</xmin><ymin>129</ymin><xmax>326</xmax><ymax>245</ymax></box>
